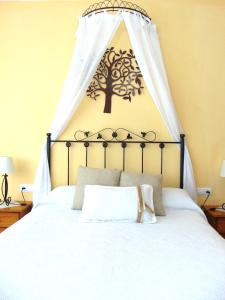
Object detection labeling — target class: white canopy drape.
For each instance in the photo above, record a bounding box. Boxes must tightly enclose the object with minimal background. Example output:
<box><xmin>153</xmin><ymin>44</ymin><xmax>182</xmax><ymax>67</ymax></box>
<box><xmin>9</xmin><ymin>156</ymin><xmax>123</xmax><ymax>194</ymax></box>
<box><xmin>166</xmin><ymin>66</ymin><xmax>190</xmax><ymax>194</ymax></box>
<box><xmin>33</xmin><ymin>13</ymin><xmax>122</xmax><ymax>206</ymax></box>
<box><xmin>123</xmin><ymin>13</ymin><xmax>196</xmax><ymax>200</ymax></box>
<box><xmin>33</xmin><ymin>12</ymin><xmax>196</xmax><ymax>206</ymax></box>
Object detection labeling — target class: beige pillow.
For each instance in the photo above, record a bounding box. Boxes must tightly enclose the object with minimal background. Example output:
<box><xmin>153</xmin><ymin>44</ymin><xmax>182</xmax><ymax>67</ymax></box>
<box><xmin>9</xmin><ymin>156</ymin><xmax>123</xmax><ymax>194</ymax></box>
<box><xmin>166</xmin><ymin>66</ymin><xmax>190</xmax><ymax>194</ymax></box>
<box><xmin>73</xmin><ymin>166</ymin><xmax>121</xmax><ymax>209</ymax></box>
<box><xmin>120</xmin><ymin>171</ymin><xmax>165</xmax><ymax>216</ymax></box>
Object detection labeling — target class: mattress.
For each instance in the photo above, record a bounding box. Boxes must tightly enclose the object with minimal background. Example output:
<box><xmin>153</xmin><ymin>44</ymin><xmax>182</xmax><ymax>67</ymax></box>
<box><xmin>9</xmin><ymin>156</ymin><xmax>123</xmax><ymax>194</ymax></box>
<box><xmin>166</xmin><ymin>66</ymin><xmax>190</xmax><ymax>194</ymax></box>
<box><xmin>0</xmin><ymin>197</ymin><xmax>225</xmax><ymax>300</ymax></box>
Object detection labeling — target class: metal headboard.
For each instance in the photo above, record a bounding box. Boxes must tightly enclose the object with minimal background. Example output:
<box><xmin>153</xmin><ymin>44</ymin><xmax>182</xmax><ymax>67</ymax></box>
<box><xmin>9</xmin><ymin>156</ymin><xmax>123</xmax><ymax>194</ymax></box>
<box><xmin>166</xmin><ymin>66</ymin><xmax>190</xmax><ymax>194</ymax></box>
<box><xmin>46</xmin><ymin>128</ymin><xmax>185</xmax><ymax>188</ymax></box>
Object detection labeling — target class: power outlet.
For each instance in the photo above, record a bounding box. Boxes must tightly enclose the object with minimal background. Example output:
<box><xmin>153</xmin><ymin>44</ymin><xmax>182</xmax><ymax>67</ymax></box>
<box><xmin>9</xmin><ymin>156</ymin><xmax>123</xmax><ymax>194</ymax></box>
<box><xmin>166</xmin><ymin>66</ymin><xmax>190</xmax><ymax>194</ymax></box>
<box><xmin>197</xmin><ymin>187</ymin><xmax>212</xmax><ymax>196</ymax></box>
<box><xmin>20</xmin><ymin>184</ymin><xmax>34</xmax><ymax>193</ymax></box>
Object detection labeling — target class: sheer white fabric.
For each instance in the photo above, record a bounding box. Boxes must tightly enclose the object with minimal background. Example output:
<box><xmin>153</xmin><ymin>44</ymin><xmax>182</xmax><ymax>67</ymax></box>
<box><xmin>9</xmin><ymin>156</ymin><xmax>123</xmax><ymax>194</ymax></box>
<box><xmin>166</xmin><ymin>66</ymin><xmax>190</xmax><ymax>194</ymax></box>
<box><xmin>33</xmin><ymin>11</ymin><xmax>196</xmax><ymax>206</ymax></box>
<box><xmin>123</xmin><ymin>13</ymin><xmax>196</xmax><ymax>200</ymax></box>
<box><xmin>33</xmin><ymin>13</ymin><xmax>122</xmax><ymax>206</ymax></box>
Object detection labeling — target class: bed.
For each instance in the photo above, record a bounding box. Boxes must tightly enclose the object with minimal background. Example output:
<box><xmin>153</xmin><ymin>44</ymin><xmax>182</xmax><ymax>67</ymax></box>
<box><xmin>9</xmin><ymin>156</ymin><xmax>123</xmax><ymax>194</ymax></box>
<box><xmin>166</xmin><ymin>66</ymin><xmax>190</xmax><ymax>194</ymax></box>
<box><xmin>0</xmin><ymin>128</ymin><xmax>225</xmax><ymax>300</ymax></box>
<box><xmin>0</xmin><ymin>188</ymin><xmax>225</xmax><ymax>300</ymax></box>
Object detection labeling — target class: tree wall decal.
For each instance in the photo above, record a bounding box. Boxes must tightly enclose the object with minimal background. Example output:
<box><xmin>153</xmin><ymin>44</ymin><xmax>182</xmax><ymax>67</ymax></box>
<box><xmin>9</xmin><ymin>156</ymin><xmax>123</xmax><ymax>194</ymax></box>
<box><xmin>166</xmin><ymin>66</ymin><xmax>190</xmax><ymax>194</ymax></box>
<box><xmin>86</xmin><ymin>47</ymin><xmax>144</xmax><ymax>113</ymax></box>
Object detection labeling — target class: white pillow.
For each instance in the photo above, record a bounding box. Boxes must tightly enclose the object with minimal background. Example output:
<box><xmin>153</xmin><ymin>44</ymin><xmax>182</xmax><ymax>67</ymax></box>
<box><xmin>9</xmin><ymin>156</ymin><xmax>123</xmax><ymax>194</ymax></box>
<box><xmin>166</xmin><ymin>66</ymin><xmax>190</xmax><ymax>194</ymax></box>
<box><xmin>162</xmin><ymin>188</ymin><xmax>207</xmax><ymax>219</ymax></box>
<box><xmin>162</xmin><ymin>187</ymin><xmax>196</xmax><ymax>209</ymax></box>
<box><xmin>37</xmin><ymin>185</ymin><xmax>76</xmax><ymax>208</ymax></box>
<box><xmin>80</xmin><ymin>185</ymin><xmax>156</xmax><ymax>223</ymax></box>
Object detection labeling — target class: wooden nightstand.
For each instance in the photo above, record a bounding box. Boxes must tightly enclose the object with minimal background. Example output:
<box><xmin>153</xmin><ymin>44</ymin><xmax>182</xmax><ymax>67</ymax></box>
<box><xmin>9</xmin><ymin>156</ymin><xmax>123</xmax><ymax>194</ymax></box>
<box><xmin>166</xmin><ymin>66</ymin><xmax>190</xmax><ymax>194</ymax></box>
<box><xmin>203</xmin><ymin>205</ymin><xmax>225</xmax><ymax>238</ymax></box>
<box><xmin>0</xmin><ymin>202</ymin><xmax>32</xmax><ymax>233</ymax></box>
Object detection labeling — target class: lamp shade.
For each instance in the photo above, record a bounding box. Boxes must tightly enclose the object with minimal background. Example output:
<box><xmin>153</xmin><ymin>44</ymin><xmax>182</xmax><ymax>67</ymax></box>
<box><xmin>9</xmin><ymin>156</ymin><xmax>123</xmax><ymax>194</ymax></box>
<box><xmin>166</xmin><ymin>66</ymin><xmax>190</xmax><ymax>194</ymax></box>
<box><xmin>0</xmin><ymin>156</ymin><xmax>15</xmax><ymax>174</ymax></box>
<box><xmin>220</xmin><ymin>160</ymin><xmax>225</xmax><ymax>177</ymax></box>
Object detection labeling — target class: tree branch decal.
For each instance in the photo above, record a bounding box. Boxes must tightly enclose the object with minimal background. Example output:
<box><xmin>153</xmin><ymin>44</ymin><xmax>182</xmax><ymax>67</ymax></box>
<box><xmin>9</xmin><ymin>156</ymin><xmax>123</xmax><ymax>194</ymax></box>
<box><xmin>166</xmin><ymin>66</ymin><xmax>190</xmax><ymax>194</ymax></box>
<box><xmin>86</xmin><ymin>47</ymin><xmax>144</xmax><ymax>113</ymax></box>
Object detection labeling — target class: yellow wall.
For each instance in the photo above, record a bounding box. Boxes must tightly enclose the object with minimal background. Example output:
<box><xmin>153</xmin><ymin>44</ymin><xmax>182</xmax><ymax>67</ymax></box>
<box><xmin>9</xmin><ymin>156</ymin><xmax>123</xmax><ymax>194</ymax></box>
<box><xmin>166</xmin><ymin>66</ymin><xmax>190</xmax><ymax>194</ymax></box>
<box><xmin>0</xmin><ymin>0</ymin><xmax>225</xmax><ymax>205</ymax></box>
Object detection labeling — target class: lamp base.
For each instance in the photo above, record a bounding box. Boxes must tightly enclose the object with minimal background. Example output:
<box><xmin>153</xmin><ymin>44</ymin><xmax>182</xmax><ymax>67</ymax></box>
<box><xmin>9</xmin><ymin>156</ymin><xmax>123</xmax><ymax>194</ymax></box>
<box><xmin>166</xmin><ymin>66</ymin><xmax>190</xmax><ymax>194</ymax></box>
<box><xmin>0</xmin><ymin>197</ymin><xmax>12</xmax><ymax>206</ymax></box>
<box><xmin>0</xmin><ymin>174</ymin><xmax>12</xmax><ymax>206</ymax></box>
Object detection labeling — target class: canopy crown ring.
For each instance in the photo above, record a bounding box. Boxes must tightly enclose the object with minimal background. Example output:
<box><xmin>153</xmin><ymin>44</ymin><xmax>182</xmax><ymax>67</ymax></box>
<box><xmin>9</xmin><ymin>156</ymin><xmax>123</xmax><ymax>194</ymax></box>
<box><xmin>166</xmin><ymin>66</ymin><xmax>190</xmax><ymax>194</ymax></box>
<box><xmin>82</xmin><ymin>0</ymin><xmax>151</xmax><ymax>22</ymax></box>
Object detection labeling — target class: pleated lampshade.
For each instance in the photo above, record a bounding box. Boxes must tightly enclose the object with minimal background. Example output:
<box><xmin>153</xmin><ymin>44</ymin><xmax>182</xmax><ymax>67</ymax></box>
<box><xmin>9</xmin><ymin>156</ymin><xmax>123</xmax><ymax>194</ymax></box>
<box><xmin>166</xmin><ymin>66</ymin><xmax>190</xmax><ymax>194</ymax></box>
<box><xmin>220</xmin><ymin>160</ymin><xmax>225</xmax><ymax>177</ymax></box>
<box><xmin>0</xmin><ymin>157</ymin><xmax>15</xmax><ymax>174</ymax></box>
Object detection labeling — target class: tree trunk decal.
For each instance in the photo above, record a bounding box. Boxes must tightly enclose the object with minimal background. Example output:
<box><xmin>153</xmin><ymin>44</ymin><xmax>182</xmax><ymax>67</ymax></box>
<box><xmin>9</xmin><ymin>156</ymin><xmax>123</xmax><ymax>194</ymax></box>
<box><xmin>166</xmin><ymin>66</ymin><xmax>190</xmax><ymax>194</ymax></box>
<box><xmin>104</xmin><ymin>91</ymin><xmax>112</xmax><ymax>113</ymax></box>
<box><xmin>86</xmin><ymin>47</ymin><xmax>144</xmax><ymax>114</ymax></box>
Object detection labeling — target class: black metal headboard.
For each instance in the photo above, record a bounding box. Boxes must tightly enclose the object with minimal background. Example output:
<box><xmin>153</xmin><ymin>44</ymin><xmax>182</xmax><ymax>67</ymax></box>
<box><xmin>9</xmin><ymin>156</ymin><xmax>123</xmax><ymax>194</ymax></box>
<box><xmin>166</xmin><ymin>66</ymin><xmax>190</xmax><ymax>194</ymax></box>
<box><xmin>46</xmin><ymin>128</ymin><xmax>185</xmax><ymax>188</ymax></box>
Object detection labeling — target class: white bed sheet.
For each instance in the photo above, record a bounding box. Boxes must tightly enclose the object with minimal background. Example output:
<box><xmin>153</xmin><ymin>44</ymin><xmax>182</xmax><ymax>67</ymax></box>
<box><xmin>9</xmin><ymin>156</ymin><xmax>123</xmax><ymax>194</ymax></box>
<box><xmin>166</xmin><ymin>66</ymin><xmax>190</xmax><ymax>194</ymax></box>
<box><xmin>0</xmin><ymin>202</ymin><xmax>225</xmax><ymax>300</ymax></box>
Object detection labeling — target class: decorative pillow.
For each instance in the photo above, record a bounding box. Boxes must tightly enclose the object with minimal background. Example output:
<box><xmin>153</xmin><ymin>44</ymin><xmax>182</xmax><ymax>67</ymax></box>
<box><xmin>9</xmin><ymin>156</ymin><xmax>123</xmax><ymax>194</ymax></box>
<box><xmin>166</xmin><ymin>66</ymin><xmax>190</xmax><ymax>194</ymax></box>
<box><xmin>120</xmin><ymin>171</ymin><xmax>165</xmax><ymax>216</ymax></box>
<box><xmin>79</xmin><ymin>184</ymin><xmax>156</xmax><ymax>223</ymax></box>
<box><xmin>72</xmin><ymin>166</ymin><xmax>121</xmax><ymax>209</ymax></box>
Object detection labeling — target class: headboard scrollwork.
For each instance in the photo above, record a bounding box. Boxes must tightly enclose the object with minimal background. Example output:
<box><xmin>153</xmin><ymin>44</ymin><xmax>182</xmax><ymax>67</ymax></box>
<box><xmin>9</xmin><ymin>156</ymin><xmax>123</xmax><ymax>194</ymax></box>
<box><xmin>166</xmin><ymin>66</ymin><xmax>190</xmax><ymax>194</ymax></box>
<box><xmin>46</xmin><ymin>128</ymin><xmax>185</xmax><ymax>188</ymax></box>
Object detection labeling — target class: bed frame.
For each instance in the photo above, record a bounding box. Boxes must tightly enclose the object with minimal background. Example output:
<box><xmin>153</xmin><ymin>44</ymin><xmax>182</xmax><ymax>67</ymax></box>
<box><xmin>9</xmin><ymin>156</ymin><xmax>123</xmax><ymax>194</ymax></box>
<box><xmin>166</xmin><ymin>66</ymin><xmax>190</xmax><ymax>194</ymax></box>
<box><xmin>46</xmin><ymin>128</ymin><xmax>185</xmax><ymax>188</ymax></box>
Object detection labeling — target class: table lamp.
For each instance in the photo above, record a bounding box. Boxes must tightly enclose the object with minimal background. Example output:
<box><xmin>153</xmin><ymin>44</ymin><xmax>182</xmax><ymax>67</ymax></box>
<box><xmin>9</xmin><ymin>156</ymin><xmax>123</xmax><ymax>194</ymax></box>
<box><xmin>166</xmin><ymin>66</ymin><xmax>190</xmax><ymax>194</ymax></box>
<box><xmin>220</xmin><ymin>160</ymin><xmax>225</xmax><ymax>210</ymax></box>
<box><xmin>0</xmin><ymin>156</ymin><xmax>15</xmax><ymax>206</ymax></box>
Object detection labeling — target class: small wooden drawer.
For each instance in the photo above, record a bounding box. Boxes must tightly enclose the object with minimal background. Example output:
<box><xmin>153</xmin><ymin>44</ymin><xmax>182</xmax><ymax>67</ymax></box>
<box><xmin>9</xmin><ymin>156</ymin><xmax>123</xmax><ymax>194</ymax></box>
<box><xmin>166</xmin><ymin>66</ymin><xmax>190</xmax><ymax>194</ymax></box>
<box><xmin>0</xmin><ymin>202</ymin><xmax>32</xmax><ymax>232</ymax></box>
<box><xmin>216</xmin><ymin>218</ymin><xmax>225</xmax><ymax>233</ymax></box>
<box><xmin>203</xmin><ymin>206</ymin><xmax>225</xmax><ymax>238</ymax></box>
<box><xmin>0</xmin><ymin>212</ymin><xmax>19</xmax><ymax>227</ymax></box>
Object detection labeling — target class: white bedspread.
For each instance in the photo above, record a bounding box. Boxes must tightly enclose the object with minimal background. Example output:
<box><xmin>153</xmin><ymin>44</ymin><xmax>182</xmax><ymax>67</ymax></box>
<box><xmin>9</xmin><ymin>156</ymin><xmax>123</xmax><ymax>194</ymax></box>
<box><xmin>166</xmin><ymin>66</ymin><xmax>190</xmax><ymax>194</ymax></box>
<box><xmin>0</xmin><ymin>202</ymin><xmax>225</xmax><ymax>300</ymax></box>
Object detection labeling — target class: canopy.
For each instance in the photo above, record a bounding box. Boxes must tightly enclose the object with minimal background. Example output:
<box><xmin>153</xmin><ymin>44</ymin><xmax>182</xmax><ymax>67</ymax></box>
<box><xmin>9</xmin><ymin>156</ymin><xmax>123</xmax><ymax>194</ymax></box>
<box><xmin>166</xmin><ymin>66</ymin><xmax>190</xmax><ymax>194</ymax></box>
<box><xmin>33</xmin><ymin>10</ymin><xmax>196</xmax><ymax>206</ymax></box>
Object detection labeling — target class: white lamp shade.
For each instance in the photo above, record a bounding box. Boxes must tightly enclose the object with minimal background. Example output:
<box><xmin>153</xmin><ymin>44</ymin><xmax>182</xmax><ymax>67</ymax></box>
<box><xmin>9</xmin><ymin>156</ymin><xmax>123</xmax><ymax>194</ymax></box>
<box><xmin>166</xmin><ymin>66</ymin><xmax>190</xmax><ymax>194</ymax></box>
<box><xmin>220</xmin><ymin>160</ymin><xmax>225</xmax><ymax>177</ymax></box>
<box><xmin>0</xmin><ymin>156</ymin><xmax>15</xmax><ymax>174</ymax></box>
